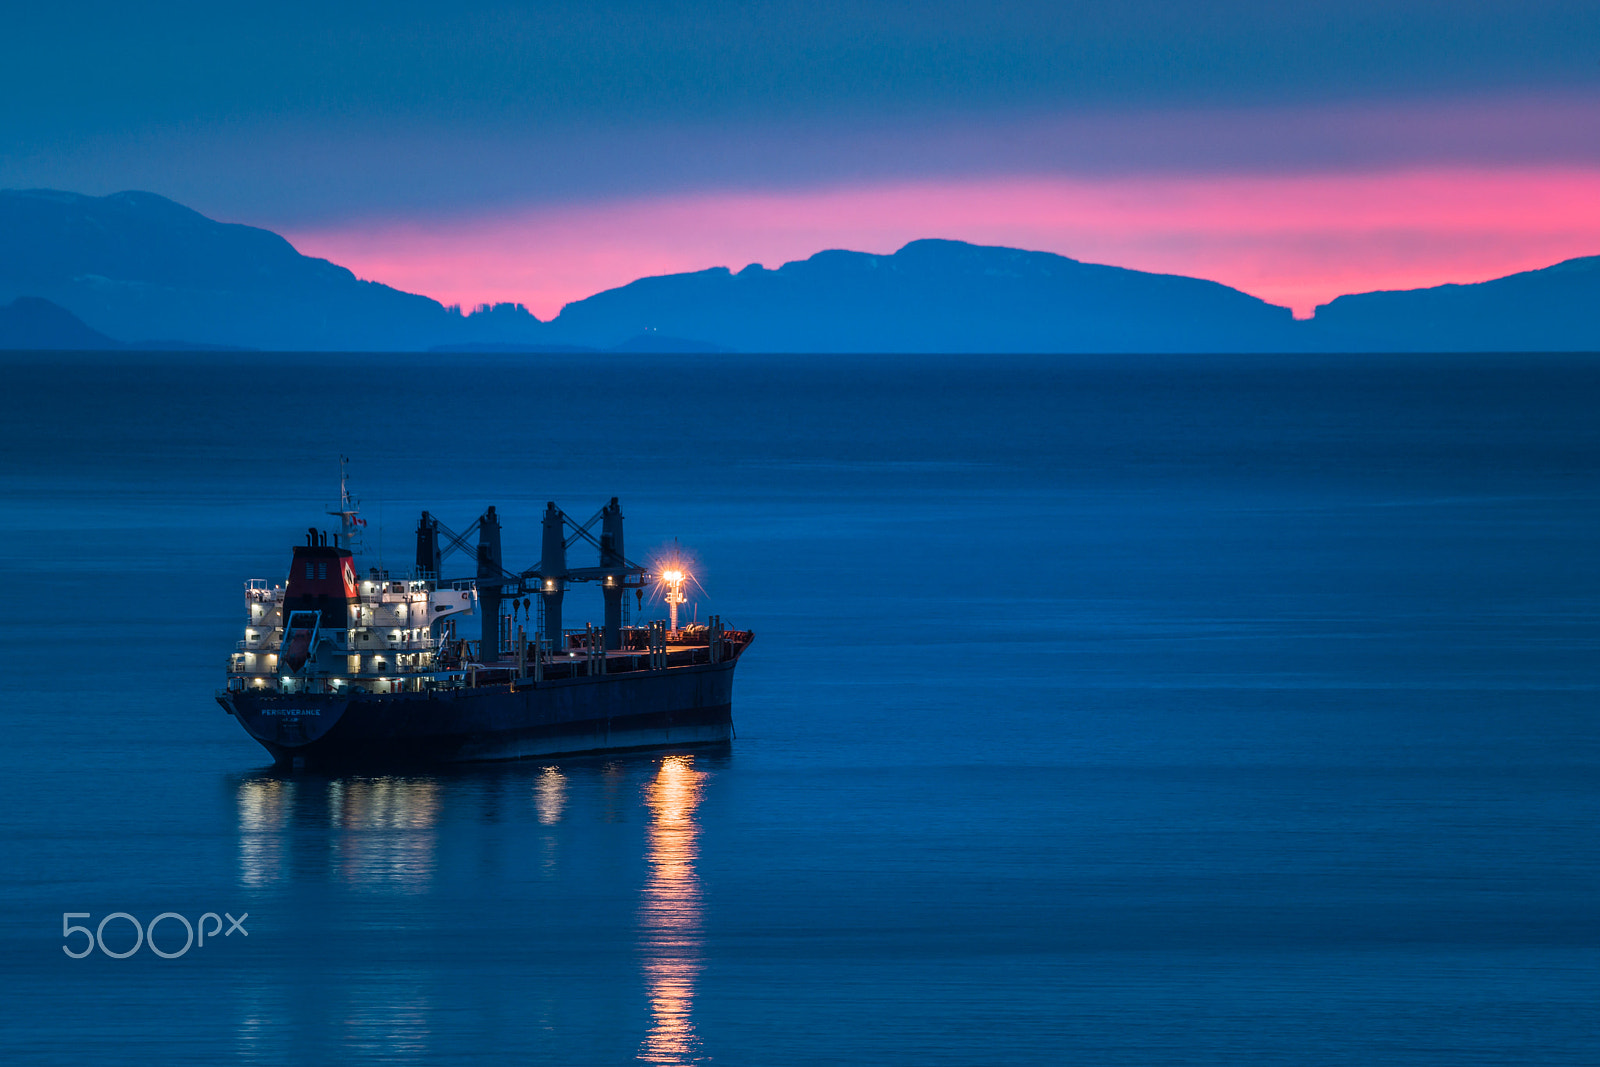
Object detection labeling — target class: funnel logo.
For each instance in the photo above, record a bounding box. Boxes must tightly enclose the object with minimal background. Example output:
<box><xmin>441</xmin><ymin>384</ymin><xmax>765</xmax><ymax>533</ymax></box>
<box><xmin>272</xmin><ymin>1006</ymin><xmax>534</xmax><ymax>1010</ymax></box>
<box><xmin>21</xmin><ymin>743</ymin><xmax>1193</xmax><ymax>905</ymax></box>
<box><xmin>342</xmin><ymin>558</ymin><xmax>358</xmax><ymax>599</ymax></box>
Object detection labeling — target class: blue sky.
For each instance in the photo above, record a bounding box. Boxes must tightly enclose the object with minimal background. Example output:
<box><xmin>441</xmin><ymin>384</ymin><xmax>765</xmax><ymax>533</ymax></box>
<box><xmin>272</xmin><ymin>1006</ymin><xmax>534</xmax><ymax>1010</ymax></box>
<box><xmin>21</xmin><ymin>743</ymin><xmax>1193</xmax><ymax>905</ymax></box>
<box><xmin>5</xmin><ymin>2</ymin><xmax>1599</xmax><ymax>315</ymax></box>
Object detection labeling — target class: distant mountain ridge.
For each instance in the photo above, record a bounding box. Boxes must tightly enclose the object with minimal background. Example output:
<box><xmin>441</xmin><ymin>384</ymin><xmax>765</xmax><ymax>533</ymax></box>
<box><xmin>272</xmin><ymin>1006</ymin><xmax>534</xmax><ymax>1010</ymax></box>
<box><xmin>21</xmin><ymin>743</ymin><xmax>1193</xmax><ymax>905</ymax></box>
<box><xmin>0</xmin><ymin>295</ymin><xmax>121</xmax><ymax>349</ymax></box>
<box><xmin>541</xmin><ymin>240</ymin><xmax>1298</xmax><ymax>353</ymax></box>
<box><xmin>2</xmin><ymin>188</ymin><xmax>1597</xmax><ymax>352</ymax></box>
<box><xmin>0</xmin><ymin>294</ymin><xmax>258</xmax><ymax>350</ymax></box>
<box><xmin>0</xmin><ymin>189</ymin><xmax>543</xmax><ymax>350</ymax></box>
<box><xmin>1311</xmin><ymin>255</ymin><xmax>1600</xmax><ymax>352</ymax></box>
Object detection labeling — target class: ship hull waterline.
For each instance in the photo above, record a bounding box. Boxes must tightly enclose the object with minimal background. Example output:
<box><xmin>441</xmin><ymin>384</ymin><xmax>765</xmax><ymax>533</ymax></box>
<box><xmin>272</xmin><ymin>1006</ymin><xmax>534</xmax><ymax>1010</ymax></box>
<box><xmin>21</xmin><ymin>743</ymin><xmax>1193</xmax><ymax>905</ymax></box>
<box><xmin>218</xmin><ymin>658</ymin><xmax>738</xmax><ymax>769</ymax></box>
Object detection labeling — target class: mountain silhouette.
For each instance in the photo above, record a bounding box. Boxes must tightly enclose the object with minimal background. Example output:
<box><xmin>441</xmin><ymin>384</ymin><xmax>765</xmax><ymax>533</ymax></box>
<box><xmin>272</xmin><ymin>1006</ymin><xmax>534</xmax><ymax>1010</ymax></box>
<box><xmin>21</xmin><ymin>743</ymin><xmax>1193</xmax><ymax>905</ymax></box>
<box><xmin>0</xmin><ymin>189</ymin><xmax>543</xmax><ymax>350</ymax></box>
<box><xmin>3</xmin><ymin>188</ymin><xmax>1597</xmax><ymax>353</ymax></box>
<box><xmin>1310</xmin><ymin>256</ymin><xmax>1600</xmax><ymax>351</ymax></box>
<box><xmin>0</xmin><ymin>295</ymin><xmax>121</xmax><ymax>349</ymax></box>
<box><xmin>543</xmin><ymin>240</ymin><xmax>1299</xmax><ymax>353</ymax></box>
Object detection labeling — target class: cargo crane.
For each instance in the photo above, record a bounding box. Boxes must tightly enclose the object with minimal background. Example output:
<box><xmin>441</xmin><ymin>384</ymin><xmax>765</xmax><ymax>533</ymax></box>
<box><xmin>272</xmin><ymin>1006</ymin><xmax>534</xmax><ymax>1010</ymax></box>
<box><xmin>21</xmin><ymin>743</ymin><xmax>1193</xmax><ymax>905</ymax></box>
<box><xmin>416</xmin><ymin>497</ymin><xmax>654</xmax><ymax>660</ymax></box>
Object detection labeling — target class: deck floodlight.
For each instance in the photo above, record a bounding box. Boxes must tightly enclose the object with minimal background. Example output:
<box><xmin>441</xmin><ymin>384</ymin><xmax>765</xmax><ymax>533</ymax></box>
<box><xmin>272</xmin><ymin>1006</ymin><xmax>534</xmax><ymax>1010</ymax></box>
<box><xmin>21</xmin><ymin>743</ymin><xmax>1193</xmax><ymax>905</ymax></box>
<box><xmin>663</xmin><ymin>569</ymin><xmax>688</xmax><ymax>631</ymax></box>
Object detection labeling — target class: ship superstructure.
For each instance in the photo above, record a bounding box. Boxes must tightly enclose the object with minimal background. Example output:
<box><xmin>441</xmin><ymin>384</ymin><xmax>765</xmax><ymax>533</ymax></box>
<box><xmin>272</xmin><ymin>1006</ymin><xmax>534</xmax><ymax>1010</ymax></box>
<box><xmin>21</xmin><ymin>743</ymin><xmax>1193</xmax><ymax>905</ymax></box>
<box><xmin>218</xmin><ymin>468</ymin><xmax>751</xmax><ymax>767</ymax></box>
<box><xmin>227</xmin><ymin>533</ymin><xmax>476</xmax><ymax>696</ymax></box>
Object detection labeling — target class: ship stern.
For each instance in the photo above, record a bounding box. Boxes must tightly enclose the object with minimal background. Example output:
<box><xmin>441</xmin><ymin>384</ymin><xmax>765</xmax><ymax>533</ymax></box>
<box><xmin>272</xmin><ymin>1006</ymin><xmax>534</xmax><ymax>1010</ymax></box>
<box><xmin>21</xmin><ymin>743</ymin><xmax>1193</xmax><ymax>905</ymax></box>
<box><xmin>217</xmin><ymin>689</ymin><xmax>353</xmax><ymax>766</ymax></box>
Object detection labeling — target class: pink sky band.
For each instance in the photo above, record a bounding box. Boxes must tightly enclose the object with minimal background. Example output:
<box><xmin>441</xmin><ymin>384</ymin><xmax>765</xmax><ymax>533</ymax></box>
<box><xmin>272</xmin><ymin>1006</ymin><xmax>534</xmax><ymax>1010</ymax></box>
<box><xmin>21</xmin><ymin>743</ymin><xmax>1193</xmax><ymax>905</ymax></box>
<box><xmin>287</xmin><ymin>165</ymin><xmax>1600</xmax><ymax>322</ymax></box>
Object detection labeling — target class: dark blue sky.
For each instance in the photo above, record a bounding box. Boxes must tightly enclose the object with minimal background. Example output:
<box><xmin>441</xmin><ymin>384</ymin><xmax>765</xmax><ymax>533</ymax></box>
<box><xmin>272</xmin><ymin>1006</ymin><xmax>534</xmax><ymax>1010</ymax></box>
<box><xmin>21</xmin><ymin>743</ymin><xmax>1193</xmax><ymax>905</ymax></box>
<box><xmin>11</xmin><ymin>2</ymin><xmax>1600</xmax><ymax>119</ymax></box>
<box><xmin>6</xmin><ymin>2</ymin><xmax>1598</xmax><ymax>211</ymax></box>
<box><xmin>4</xmin><ymin>2</ymin><xmax>1598</xmax><ymax>315</ymax></box>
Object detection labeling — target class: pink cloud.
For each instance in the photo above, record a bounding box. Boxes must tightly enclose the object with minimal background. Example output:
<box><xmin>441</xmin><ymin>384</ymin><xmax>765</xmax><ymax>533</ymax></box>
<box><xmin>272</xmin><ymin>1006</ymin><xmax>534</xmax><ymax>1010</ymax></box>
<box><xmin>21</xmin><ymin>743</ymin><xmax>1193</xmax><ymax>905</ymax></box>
<box><xmin>285</xmin><ymin>167</ymin><xmax>1600</xmax><ymax>320</ymax></box>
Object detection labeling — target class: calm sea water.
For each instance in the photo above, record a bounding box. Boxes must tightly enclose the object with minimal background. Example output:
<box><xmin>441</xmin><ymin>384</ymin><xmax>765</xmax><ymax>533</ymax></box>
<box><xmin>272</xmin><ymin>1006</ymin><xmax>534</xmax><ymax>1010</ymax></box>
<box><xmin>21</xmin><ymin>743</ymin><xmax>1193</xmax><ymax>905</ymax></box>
<box><xmin>0</xmin><ymin>351</ymin><xmax>1596</xmax><ymax>1065</ymax></box>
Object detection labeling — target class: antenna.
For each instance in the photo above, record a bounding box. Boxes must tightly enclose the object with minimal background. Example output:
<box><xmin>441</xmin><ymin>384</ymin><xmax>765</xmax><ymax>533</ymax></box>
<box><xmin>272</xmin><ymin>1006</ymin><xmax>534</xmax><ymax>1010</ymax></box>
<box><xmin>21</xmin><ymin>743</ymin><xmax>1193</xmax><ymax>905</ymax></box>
<box><xmin>326</xmin><ymin>455</ymin><xmax>367</xmax><ymax>556</ymax></box>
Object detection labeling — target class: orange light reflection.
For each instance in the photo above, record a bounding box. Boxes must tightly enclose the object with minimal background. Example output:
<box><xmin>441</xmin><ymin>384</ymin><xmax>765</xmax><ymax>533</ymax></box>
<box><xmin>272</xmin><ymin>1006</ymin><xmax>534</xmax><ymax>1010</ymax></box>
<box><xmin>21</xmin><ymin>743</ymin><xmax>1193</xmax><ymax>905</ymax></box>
<box><xmin>638</xmin><ymin>755</ymin><xmax>707</xmax><ymax>1065</ymax></box>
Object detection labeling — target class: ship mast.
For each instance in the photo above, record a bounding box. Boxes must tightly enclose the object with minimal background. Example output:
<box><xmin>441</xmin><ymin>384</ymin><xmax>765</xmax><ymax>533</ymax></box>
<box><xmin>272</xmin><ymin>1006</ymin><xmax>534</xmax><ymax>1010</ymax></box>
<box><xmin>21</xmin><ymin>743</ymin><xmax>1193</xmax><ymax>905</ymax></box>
<box><xmin>327</xmin><ymin>455</ymin><xmax>367</xmax><ymax>556</ymax></box>
<box><xmin>663</xmin><ymin>568</ymin><xmax>687</xmax><ymax>632</ymax></box>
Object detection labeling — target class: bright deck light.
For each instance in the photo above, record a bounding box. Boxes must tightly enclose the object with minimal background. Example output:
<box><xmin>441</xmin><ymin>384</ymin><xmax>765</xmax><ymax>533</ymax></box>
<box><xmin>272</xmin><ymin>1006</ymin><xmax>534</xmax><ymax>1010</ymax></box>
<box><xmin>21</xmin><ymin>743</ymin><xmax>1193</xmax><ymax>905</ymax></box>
<box><xmin>659</xmin><ymin>566</ymin><xmax>689</xmax><ymax>631</ymax></box>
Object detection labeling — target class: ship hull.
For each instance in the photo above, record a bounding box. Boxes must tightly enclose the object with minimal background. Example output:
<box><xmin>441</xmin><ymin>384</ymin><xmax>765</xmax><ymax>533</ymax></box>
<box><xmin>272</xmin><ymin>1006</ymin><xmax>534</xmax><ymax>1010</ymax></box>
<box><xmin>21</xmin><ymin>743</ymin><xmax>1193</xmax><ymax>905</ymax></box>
<box><xmin>218</xmin><ymin>659</ymin><xmax>738</xmax><ymax>768</ymax></box>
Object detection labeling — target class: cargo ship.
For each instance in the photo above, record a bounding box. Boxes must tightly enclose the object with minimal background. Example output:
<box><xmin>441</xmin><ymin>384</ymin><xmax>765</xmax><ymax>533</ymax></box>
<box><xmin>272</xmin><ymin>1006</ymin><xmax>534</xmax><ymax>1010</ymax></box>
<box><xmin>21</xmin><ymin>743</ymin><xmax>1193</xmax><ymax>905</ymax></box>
<box><xmin>216</xmin><ymin>468</ymin><xmax>751</xmax><ymax>768</ymax></box>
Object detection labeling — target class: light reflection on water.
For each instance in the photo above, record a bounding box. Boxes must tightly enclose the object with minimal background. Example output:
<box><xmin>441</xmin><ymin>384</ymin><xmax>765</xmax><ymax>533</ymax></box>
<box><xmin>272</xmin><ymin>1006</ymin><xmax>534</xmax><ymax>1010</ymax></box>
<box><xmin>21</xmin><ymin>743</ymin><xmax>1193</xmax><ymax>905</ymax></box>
<box><xmin>330</xmin><ymin>778</ymin><xmax>441</xmax><ymax>892</ymax></box>
<box><xmin>231</xmin><ymin>752</ymin><xmax>717</xmax><ymax>1062</ymax></box>
<box><xmin>340</xmin><ymin>979</ymin><xmax>433</xmax><ymax>1063</ymax></box>
<box><xmin>638</xmin><ymin>755</ymin><xmax>708</xmax><ymax>1066</ymax></box>
<box><xmin>236</xmin><ymin>777</ymin><xmax>293</xmax><ymax>887</ymax></box>
<box><xmin>535</xmin><ymin>764</ymin><xmax>568</xmax><ymax>875</ymax></box>
<box><xmin>534</xmin><ymin>766</ymin><xmax>568</xmax><ymax>825</ymax></box>
<box><xmin>237</xmin><ymin>774</ymin><xmax>443</xmax><ymax>892</ymax></box>
<box><xmin>232</xmin><ymin>987</ymin><xmax>284</xmax><ymax>1065</ymax></box>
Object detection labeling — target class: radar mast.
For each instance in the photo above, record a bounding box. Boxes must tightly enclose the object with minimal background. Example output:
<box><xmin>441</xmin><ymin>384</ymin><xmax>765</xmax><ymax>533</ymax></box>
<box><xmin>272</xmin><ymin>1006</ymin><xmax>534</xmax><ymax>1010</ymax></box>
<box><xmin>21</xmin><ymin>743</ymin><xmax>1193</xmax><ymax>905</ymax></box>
<box><xmin>326</xmin><ymin>455</ymin><xmax>367</xmax><ymax>556</ymax></box>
